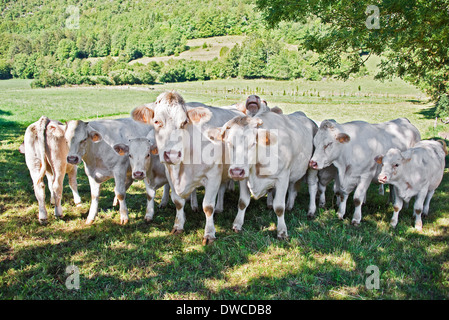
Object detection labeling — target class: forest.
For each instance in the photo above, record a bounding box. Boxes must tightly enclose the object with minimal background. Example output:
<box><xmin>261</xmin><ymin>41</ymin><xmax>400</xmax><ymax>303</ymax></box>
<box><xmin>0</xmin><ymin>0</ymin><xmax>367</xmax><ymax>88</ymax></box>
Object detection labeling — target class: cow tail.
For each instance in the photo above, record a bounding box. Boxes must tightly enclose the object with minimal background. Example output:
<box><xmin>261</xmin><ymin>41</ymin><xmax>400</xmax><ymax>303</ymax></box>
<box><xmin>36</xmin><ymin>116</ymin><xmax>50</xmax><ymax>186</ymax></box>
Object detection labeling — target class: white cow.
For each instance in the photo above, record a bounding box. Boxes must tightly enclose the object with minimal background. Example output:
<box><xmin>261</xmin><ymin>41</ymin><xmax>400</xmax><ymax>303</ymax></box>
<box><xmin>208</xmin><ymin>111</ymin><xmax>318</xmax><ymax>239</ymax></box>
<box><xmin>65</xmin><ymin>118</ymin><xmax>153</xmax><ymax>225</ymax></box>
<box><xmin>375</xmin><ymin>140</ymin><xmax>446</xmax><ymax>231</ymax></box>
<box><xmin>112</xmin><ymin>137</ymin><xmax>171</xmax><ymax>223</ymax></box>
<box><xmin>21</xmin><ymin>116</ymin><xmax>81</xmax><ymax>224</ymax></box>
<box><xmin>309</xmin><ymin>118</ymin><xmax>421</xmax><ymax>225</ymax></box>
<box><xmin>131</xmin><ymin>91</ymin><xmax>245</xmax><ymax>244</ymax></box>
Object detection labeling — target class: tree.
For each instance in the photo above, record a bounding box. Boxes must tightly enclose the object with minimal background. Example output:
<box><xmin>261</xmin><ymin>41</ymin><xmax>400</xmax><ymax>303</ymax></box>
<box><xmin>256</xmin><ymin>0</ymin><xmax>449</xmax><ymax>100</ymax></box>
<box><xmin>56</xmin><ymin>39</ymin><xmax>78</xmax><ymax>61</ymax></box>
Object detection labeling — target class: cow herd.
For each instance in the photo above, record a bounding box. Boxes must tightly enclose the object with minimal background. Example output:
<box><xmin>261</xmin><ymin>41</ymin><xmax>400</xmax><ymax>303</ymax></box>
<box><xmin>20</xmin><ymin>91</ymin><xmax>447</xmax><ymax>244</ymax></box>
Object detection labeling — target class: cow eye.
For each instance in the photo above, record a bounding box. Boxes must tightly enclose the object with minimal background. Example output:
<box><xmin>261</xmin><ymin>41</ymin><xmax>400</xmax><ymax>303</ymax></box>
<box><xmin>146</xmin><ymin>153</ymin><xmax>150</xmax><ymax>158</ymax></box>
<box><xmin>154</xmin><ymin>120</ymin><xmax>163</xmax><ymax>127</ymax></box>
<box><xmin>128</xmin><ymin>154</ymin><xmax>132</xmax><ymax>159</ymax></box>
<box><xmin>394</xmin><ymin>163</ymin><xmax>399</xmax><ymax>167</ymax></box>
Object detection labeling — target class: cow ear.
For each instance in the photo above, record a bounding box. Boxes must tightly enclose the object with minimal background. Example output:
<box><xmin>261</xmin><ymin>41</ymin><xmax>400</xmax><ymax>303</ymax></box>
<box><xmin>113</xmin><ymin>144</ymin><xmax>129</xmax><ymax>156</ymax></box>
<box><xmin>19</xmin><ymin>143</ymin><xmax>25</xmax><ymax>154</ymax></box>
<box><xmin>235</xmin><ymin>102</ymin><xmax>247</xmax><ymax>115</ymax></box>
<box><xmin>150</xmin><ymin>143</ymin><xmax>159</xmax><ymax>155</ymax></box>
<box><xmin>132</xmin><ymin>105</ymin><xmax>154</xmax><ymax>124</ymax></box>
<box><xmin>374</xmin><ymin>155</ymin><xmax>383</xmax><ymax>164</ymax></box>
<box><xmin>401</xmin><ymin>150</ymin><xmax>412</xmax><ymax>163</ymax></box>
<box><xmin>89</xmin><ymin>130</ymin><xmax>102</xmax><ymax>143</ymax></box>
<box><xmin>47</xmin><ymin>123</ymin><xmax>64</xmax><ymax>138</ymax></box>
<box><xmin>187</xmin><ymin>107</ymin><xmax>212</xmax><ymax>124</ymax></box>
<box><xmin>257</xmin><ymin>129</ymin><xmax>277</xmax><ymax>146</ymax></box>
<box><xmin>270</xmin><ymin>106</ymin><xmax>283</xmax><ymax>114</ymax></box>
<box><xmin>336</xmin><ymin>133</ymin><xmax>350</xmax><ymax>143</ymax></box>
<box><xmin>206</xmin><ymin>127</ymin><xmax>225</xmax><ymax>141</ymax></box>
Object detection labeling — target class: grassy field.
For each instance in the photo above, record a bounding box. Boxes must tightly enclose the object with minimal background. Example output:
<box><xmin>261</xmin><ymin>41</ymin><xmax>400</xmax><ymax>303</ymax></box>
<box><xmin>0</xmin><ymin>77</ymin><xmax>448</xmax><ymax>300</ymax></box>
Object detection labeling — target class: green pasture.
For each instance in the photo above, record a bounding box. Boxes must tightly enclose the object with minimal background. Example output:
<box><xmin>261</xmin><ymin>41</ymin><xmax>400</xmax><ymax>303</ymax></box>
<box><xmin>0</xmin><ymin>77</ymin><xmax>448</xmax><ymax>299</ymax></box>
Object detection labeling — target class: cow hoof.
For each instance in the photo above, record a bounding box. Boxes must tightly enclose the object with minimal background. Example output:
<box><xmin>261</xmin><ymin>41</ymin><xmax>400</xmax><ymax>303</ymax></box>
<box><xmin>170</xmin><ymin>228</ymin><xmax>184</xmax><ymax>235</ymax></box>
<box><xmin>75</xmin><ymin>203</ymin><xmax>82</xmax><ymax>208</ymax></box>
<box><xmin>120</xmin><ymin>218</ymin><xmax>129</xmax><ymax>225</ymax></box>
<box><xmin>277</xmin><ymin>234</ymin><xmax>289</xmax><ymax>241</ymax></box>
<box><xmin>202</xmin><ymin>236</ymin><xmax>215</xmax><ymax>246</ymax></box>
<box><xmin>39</xmin><ymin>219</ymin><xmax>48</xmax><ymax>225</ymax></box>
<box><xmin>86</xmin><ymin>219</ymin><xmax>94</xmax><ymax>225</ymax></box>
<box><xmin>351</xmin><ymin>220</ymin><xmax>360</xmax><ymax>227</ymax></box>
<box><xmin>337</xmin><ymin>214</ymin><xmax>345</xmax><ymax>220</ymax></box>
<box><xmin>307</xmin><ymin>212</ymin><xmax>315</xmax><ymax>220</ymax></box>
<box><xmin>191</xmin><ymin>206</ymin><xmax>199</xmax><ymax>213</ymax></box>
<box><xmin>232</xmin><ymin>226</ymin><xmax>241</xmax><ymax>233</ymax></box>
<box><xmin>215</xmin><ymin>208</ymin><xmax>223</xmax><ymax>214</ymax></box>
<box><xmin>158</xmin><ymin>203</ymin><xmax>167</xmax><ymax>209</ymax></box>
<box><xmin>144</xmin><ymin>217</ymin><xmax>153</xmax><ymax>224</ymax></box>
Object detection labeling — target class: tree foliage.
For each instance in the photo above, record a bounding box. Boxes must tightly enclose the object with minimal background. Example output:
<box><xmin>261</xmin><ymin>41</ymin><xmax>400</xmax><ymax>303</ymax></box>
<box><xmin>256</xmin><ymin>0</ymin><xmax>449</xmax><ymax>99</ymax></box>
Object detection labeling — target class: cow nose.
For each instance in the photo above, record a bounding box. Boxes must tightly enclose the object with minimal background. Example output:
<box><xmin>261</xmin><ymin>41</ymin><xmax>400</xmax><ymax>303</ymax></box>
<box><xmin>378</xmin><ymin>175</ymin><xmax>387</xmax><ymax>184</ymax></box>
<box><xmin>133</xmin><ymin>171</ymin><xmax>145</xmax><ymax>180</ymax></box>
<box><xmin>229</xmin><ymin>168</ymin><xmax>245</xmax><ymax>180</ymax></box>
<box><xmin>309</xmin><ymin>160</ymin><xmax>318</xmax><ymax>169</ymax></box>
<box><xmin>67</xmin><ymin>155</ymin><xmax>79</xmax><ymax>164</ymax></box>
<box><xmin>163</xmin><ymin>150</ymin><xmax>182</xmax><ymax>164</ymax></box>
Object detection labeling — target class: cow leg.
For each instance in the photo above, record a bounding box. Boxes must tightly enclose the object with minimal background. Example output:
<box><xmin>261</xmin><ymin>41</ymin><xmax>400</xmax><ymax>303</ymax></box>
<box><xmin>423</xmin><ymin>189</ymin><xmax>435</xmax><ymax>217</ymax></box>
<box><xmin>31</xmin><ymin>169</ymin><xmax>48</xmax><ymax>224</ymax></box>
<box><xmin>202</xmin><ymin>176</ymin><xmax>221</xmax><ymax>245</ymax></box>
<box><xmin>390</xmin><ymin>188</ymin><xmax>403</xmax><ymax>228</ymax></box>
<box><xmin>351</xmin><ymin>177</ymin><xmax>371</xmax><ymax>226</ymax></box>
<box><xmin>318</xmin><ymin>182</ymin><xmax>327</xmax><ymax>208</ymax></box>
<box><xmin>67</xmin><ymin>166</ymin><xmax>82</xmax><ymax>206</ymax></box>
<box><xmin>286</xmin><ymin>182</ymin><xmax>298</xmax><ymax>211</ymax></box>
<box><xmin>86</xmin><ymin>176</ymin><xmax>101</xmax><ymax>224</ymax></box>
<box><xmin>46</xmin><ymin>172</ymin><xmax>55</xmax><ymax>205</ymax></box>
<box><xmin>273</xmin><ymin>179</ymin><xmax>289</xmax><ymax>240</ymax></box>
<box><xmin>413</xmin><ymin>190</ymin><xmax>427</xmax><ymax>232</ymax></box>
<box><xmin>144</xmin><ymin>178</ymin><xmax>156</xmax><ymax>223</ymax></box>
<box><xmin>190</xmin><ymin>188</ymin><xmax>199</xmax><ymax>212</ymax></box>
<box><xmin>266</xmin><ymin>189</ymin><xmax>274</xmax><ymax>209</ymax></box>
<box><xmin>215</xmin><ymin>182</ymin><xmax>227</xmax><ymax>214</ymax></box>
<box><xmin>337</xmin><ymin>192</ymin><xmax>349</xmax><ymax>220</ymax></box>
<box><xmin>306</xmin><ymin>169</ymin><xmax>319</xmax><ymax>218</ymax></box>
<box><xmin>114</xmin><ymin>179</ymin><xmax>129</xmax><ymax>225</ymax></box>
<box><xmin>232</xmin><ymin>180</ymin><xmax>251</xmax><ymax>233</ymax></box>
<box><xmin>170</xmin><ymin>186</ymin><xmax>186</xmax><ymax>235</ymax></box>
<box><xmin>159</xmin><ymin>184</ymin><xmax>170</xmax><ymax>209</ymax></box>
<box><xmin>52</xmin><ymin>172</ymin><xmax>65</xmax><ymax>218</ymax></box>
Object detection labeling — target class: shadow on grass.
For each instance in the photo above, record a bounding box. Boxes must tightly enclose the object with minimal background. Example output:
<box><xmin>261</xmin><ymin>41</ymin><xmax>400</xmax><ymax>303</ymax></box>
<box><xmin>1</xmin><ymin>113</ymin><xmax>449</xmax><ymax>299</ymax></box>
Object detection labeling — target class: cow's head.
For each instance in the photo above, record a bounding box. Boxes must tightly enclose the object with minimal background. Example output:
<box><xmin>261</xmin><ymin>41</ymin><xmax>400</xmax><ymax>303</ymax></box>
<box><xmin>245</xmin><ymin>95</ymin><xmax>269</xmax><ymax>116</ymax></box>
<box><xmin>113</xmin><ymin>137</ymin><xmax>158</xmax><ymax>180</ymax></box>
<box><xmin>375</xmin><ymin>148</ymin><xmax>409</xmax><ymax>184</ymax></box>
<box><xmin>309</xmin><ymin>120</ymin><xmax>350</xmax><ymax>170</ymax></box>
<box><xmin>65</xmin><ymin>120</ymin><xmax>102</xmax><ymax>165</ymax></box>
<box><xmin>131</xmin><ymin>91</ymin><xmax>212</xmax><ymax>165</ymax></box>
<box><xmin>208</xmin><ymin>116</ymin><xmax>278</xmax><ymax>180</ymax></box>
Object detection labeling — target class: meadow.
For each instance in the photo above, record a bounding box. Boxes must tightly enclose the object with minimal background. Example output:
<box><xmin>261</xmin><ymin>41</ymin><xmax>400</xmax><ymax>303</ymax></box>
<box><xmin>0</xmin><ymin>76</ymin><xmax>448</xmax><ymax>300</ymax></box>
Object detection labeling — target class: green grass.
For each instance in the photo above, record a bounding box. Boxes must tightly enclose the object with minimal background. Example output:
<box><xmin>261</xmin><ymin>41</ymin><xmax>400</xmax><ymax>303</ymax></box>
<box><xmin>0</xmin><ymin>78</ymin><xmax>448</xmax><ymax>300</ymax></box>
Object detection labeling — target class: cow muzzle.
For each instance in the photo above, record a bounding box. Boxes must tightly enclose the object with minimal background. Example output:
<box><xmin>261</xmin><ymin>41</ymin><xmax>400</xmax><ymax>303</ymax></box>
<box><xmin>229</xmin><ymin>167</ymin><xmax>246</xmax><ymax>180</ymax></box>
<box><xmin>163</xmin><ymin>150</ymin><xmax>182</xmax><ymax>165</ymax></box>
<box><xmin>378</xmin><ymin>175</ymin><xmax>388</xmax><ymax>184</ymax></box>
<box><xmin>133</xmin><ymin>171</ymin><xmax>146</xmax><ymax>180</ymax></box>
<box><xmin>67</xmin><ymin>155</ymin><xmax>81</xmax><ymax>165</ymax></box>
<box><xmin>309</xmin><ymin>160</ymin><xmax>319</xmax><ymax>170</ymax></box>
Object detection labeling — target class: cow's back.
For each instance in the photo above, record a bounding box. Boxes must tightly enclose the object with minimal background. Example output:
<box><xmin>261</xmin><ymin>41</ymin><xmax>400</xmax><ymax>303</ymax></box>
<box><xmin>378</xmin><ymin>118</ymin><xmax>421</xmax><ymax>150</ymax></box>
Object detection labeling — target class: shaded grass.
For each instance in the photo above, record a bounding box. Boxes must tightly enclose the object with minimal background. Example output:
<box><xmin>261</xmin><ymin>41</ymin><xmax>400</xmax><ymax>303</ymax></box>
<box><xmin>1</xmin><ymin>78</ymin><xmax>448</xmax><ymax>300</ymax></box>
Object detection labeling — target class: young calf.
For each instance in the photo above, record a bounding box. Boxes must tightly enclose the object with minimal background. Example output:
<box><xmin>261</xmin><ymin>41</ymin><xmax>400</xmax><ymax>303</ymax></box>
<box><xmin>375</xmin><ymin>140</ymin><xmax>446</xmax><ymax>231</ymax></box>
<box><xmin>112</xmin><ymin>137</ymin><xmax>170</xmax><ymax>222</ymax></box>
<box><xmin>22</xmin><ymin>116</ymin><xmax>81</xmax><ymax>224</ymax></box>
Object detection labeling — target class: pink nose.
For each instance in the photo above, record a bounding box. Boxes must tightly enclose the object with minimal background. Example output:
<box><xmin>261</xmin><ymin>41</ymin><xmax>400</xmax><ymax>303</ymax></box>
<box><xmin>229</xmin><ymin>168</ymin><xmax>245</xmax><ymax>180</ymax></box>
<box><xmin>133</xmin><ymin>171</ymin><xmax>145</xmax><ymax>180</ymax></box>
<box><xmin>309</xmin><ymin>160</ymin><xmax>318</xmax><ymax>169</ymax></box>
<box><xmin>67</xmin><ymin>155</ymin><xmax>80</xmax><ymax>164</ymax></box>
<box><xmin>163</xmin><ymin>150</ymin><xmax>182</xmax><ymax>164</ymax></box>
<box><xmin>378</xmin><ymin>175</ymin><xmax>387</xmax><ymax>184</ymax></box>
